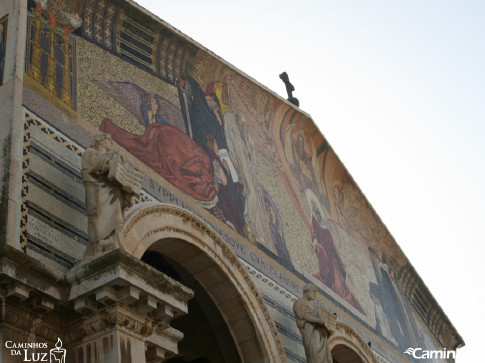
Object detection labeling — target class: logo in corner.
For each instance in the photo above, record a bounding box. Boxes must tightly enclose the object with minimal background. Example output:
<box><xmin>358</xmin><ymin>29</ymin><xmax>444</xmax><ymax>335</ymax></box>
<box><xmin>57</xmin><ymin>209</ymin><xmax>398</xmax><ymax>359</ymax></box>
<box><xmin>50</xmin><ymin>338</ymin><xmax>66</xmax><ymax>363</ymax></box>
<box><xmin>404</xmin><ymin>348</ymin><xmax>417</xmax><ymax>356</ymax></box>
<box><xmin>404</xmin><ymin>347</ymin><xmax>456</xmax><ymax>360</ymax></box>
<box><xmin>4</xmin><ymin>337</ymin><xmax>67</xmax><ymax>362</ymax></box>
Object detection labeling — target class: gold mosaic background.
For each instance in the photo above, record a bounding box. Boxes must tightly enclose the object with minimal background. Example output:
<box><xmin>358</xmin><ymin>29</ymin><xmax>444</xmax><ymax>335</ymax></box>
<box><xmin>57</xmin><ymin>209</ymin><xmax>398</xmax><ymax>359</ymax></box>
<box><xmin>77</xmin><ymin>39</ymin><xmax>180</xmax><ymax>136</ymax></box>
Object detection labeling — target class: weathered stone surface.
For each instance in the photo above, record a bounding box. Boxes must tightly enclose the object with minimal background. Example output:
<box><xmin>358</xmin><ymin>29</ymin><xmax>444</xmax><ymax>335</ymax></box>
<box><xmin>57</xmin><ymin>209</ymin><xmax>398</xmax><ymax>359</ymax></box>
<box><xmin>0</xmin><ymin>245</ymin><xmax>193</xmax><ymax>363</ymax></box>
<box><xmin>81</xmin><ymin>133</ymin><xmax>139</xmax><ymax>260</ymax></box>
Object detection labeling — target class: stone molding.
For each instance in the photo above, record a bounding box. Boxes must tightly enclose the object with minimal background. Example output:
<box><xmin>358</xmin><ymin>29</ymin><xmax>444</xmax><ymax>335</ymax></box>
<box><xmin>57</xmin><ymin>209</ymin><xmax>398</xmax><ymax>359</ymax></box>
<box><xmin>329</xmin><ymin>321</ymin><xmax>381</xmax><ymax>363</ymax></box>
<box><xmin>66</xmin><ymin>249</ymin><xmax>194</xmax><ymax>306</ymax></box>
<box><xmin>64</xmin><ymin>249</ymin><xmax>193</xmax><ymax>358</ymax></box>
<box><xmin>398</xmin><ymin>263</ymin><xmax>464</xmax><ymax>350</ymax></box>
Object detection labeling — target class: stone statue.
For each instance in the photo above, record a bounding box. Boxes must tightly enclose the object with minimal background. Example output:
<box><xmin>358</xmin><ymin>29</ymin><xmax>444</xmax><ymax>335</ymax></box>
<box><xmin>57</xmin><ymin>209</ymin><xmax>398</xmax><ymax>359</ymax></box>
<box><xmin>293</xmin><ymin>284</ymin><xmax>335</xmax><ymax>363</ymax></box>
<box><xmin>81</xmin><ymin>133</ymin><xmax>141</xmax><ymax>260</ymax></box>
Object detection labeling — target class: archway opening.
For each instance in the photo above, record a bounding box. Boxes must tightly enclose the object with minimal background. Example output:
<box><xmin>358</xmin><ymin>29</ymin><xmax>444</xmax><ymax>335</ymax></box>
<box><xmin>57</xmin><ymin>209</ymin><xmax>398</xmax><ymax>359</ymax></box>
<box><xmin>142</xmin><ymin>248</ymin><xmax>242</xmax><ymax>363</ymax></box>
<box><xmin>332</xmin><ymin>344</ymin><xmax>364</xmax><ymax>363</ymax></box>
<box><xmin>123</xmin><ymin>204</ymin><xmax>286</xmax><ymax>362</ymax></box>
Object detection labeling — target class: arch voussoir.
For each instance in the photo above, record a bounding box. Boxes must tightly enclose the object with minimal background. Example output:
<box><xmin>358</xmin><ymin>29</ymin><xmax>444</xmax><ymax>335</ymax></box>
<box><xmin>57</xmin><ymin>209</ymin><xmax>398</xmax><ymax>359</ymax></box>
<box><xmin>123</xmin><ymin>202</ymin><xmax>288</xmax><ymax>363</ymax></box>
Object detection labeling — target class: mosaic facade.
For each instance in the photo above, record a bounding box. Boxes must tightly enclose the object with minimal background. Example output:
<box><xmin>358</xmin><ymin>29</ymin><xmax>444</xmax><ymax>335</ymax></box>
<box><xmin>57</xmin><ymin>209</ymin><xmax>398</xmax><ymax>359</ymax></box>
<box><xmin>0</xmin><ymin>1</ymin><xmax>463</xmax><ymax>362</ymax></box>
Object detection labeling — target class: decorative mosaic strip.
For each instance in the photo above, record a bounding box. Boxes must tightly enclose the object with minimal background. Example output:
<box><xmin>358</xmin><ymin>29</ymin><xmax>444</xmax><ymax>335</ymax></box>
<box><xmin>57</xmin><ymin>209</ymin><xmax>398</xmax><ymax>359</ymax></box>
<box><xmin>165</xmin><ymin>40</ymin><xmax>175</xmax><ymax>79</ymax></box>
<box><xmin>132</xmin><ymin>191</ymin><xmax>153</xmax><ymax>205</ymax></box>
<box><xmin>82</xmin><ymin>0</ymin><xmax>118</xmax><ymax>51</ymax></box>
<box><xmin>81</xmin><ymin>0</ymin><xmax>96</xmax><ymax>38</ymax></box>
<box><xmin>104</xmin><ymin>3</ymin><xmax>116</xmax><ymax>48</ymax></box>
<box><xmin>93</xmin><ymin>0</ymin><xmax>106</xmax><ymax>44</ymax></box>
<box><xmin>156</xmin><ymin>34</ymin><xmax>193</xmax><ymax>85</ymax></box>
<box><xmin>173</xmin><ymin>45</ymin><xmax>184</xmax><ymax>85</ymax></box>
<box><xmin>243</xmin><ymin>261</ymin><xmax>297</xmax><ymax>301</ymax></box>
<box><xmin>20</xmin><ymin>117</ymin><xmax>33</xmax><ymax>252</ymax></box>
<box><xmin>21</xmin><ymin>112</ymin><xmax>84</xmax><ymax>255</ymax></box>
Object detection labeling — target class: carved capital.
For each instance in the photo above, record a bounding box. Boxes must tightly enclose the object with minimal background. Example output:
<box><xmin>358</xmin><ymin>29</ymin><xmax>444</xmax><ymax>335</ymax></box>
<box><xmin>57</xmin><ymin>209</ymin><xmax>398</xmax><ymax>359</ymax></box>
<box><xmin>67</xmin><ymin>303</ymin><xmax>161</xmax><ymax>343</ymax></box>
<box><xmin>2</xmin><ymin>303</ymin><xmax>61</xmax><ymax>343</ymax></box>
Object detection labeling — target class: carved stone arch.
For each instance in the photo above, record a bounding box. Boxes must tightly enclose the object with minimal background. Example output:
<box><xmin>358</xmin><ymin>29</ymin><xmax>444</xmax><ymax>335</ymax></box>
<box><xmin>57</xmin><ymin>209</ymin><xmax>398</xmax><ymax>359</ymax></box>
<box><xmin>122</xmin><ymin>202</ymin><xmax>288</xmax><ymax>363</ymax></box>
<box><xmin>329</xmin><ymin>321</ymin><xmax>380</xmax><ymax>363</ymax></box>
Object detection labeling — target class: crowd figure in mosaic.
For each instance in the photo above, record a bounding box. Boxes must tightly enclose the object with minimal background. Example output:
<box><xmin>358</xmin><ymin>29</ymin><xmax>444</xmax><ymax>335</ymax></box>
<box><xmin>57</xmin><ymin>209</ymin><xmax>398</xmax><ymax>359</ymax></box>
<box><xmin>92</xmin><ymin>74</ymin><xmax>290</xmax><ymax>262</ymax></box>
<box><xmin>89</xmin><ymin>66</ymin><xmax>427</xmax><ymax>349</ymax></box>
<box><xmin>263</xmin><ymin>188</ymin><xmax>294</xmax><ymax>270</ymax></box>
<box><xmin>368</xmin><ymin>247</ymin><xmax>424</xmax><ymax>349</ymax></box>
<box><xmin>74</xmin><ymin>16</ymin><xmax>433</xmax><ymax>349</ymax></box>
<box><xmin>293</xmin><ymin>284</ymin><xmax>335</xmax><ymax>363</ymax></box>
<box><xmin>94</xmin><ymin>81</ymin><xmax>217</xmax><ymax>206</ymax></box>
<box><xmin>307</xmin><ymin>190</ymin><xmax>365</xmax><ymax>314</ymax></box>
<box><xmin>275</xmin><ymin>110</ymin><xmax>366</xmax><ymax>314</ymax></box>
<box><xmin>179</xmin><ymin>77</ymin><xmax>246</xmax><ymax>233</ymax></box>
<box><xmin>178</xmin><ymin>76</ymin><xmax>273</xmax><ymax>245</ymax></box>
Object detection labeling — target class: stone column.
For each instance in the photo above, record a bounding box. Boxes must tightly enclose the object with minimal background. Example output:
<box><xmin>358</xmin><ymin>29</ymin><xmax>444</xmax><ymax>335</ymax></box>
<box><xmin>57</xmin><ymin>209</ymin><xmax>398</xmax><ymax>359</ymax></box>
<box><xmin>65</xmin><ymin>250</ymin><xmax>193</xmax><ymax>363</ymax></box>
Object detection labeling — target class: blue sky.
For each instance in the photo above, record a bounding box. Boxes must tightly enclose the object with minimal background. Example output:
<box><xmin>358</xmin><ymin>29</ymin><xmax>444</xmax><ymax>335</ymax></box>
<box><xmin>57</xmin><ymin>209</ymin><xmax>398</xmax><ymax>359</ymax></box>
<box><xmin>135</xmin><ymin>1</ymin><xmax>484</xmax><ymax>360</ymax></box>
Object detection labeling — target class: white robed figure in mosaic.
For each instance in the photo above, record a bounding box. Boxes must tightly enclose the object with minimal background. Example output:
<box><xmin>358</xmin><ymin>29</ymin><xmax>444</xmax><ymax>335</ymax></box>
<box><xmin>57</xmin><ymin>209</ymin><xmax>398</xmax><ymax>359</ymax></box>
<box><xmin>224</xmin><ymin>112</ymin><xmax>272</xmax><ymax>248</ymax></box>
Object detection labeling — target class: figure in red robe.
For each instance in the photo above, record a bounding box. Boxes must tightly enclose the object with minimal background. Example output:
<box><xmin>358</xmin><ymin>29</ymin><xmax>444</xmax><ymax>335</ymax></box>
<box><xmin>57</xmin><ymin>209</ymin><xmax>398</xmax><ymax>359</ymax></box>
<box><xmin>310</xmin><ymin>201</ymin><xmax>365</xmax><ymax>315</ymax></box>
<box><xmin>100</xmin><ymin>118</ymin><xmax>217</xmax><ymax>204</ymax></box>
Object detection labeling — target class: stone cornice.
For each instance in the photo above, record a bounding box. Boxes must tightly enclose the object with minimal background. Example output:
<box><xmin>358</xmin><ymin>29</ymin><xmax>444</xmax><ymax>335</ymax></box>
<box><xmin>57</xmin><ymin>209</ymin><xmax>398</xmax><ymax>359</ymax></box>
<box><xmin>0</xmin><ymin>244</ymin><xmax>67</xmax><ymax>300</ymax></box>
<box><xmin>398</xmin><ymin>263</ymin><xmax>464</xmax><ymax>350</ymax></box>
<box><xmin>0</xmin><ymin>244</ymin><xmax>66</xmax><ymax>282</ymax></box>
<box><xmin>66</xmin><ymin>249</ymin><xmax>194</xmax><ymax>304</ymax></box>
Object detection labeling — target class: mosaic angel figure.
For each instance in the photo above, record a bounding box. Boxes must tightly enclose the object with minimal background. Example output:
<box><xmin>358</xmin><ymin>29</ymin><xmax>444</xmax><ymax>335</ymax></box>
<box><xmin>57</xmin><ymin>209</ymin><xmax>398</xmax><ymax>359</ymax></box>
<box><xmin>92</xmin><ymin>80</ymin><xmax>185</xmax><ymax>130</ymax></box>
<box><xmin>93</xmin><ymin>80</ymin><xmax>217</xmax><ymax>205</ymax></box>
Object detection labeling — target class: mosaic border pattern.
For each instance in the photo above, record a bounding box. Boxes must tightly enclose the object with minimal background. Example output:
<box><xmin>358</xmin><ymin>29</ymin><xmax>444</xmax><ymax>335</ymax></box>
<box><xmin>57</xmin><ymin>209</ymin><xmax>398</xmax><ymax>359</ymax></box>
<box><xmin>21</xmin><ymin>111</ymin><xmax>85</xmax><ymax>265</ymax></box>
